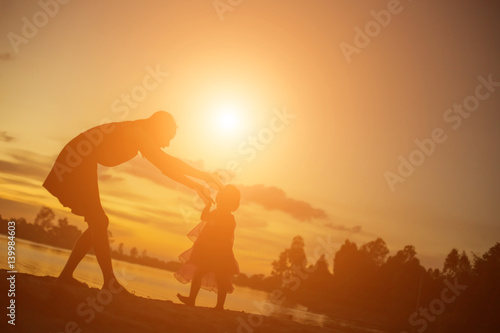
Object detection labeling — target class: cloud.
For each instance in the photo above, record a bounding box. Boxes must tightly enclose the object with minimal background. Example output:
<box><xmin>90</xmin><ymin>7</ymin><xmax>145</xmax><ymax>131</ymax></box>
<box><xmin>324</xmin><ymin>223</ymin><xmax>362</xmax><ymax>234</ymax></box>
<box><xmin>237</xmin><ymin>215</ymin><xmax>269</xmax><ymax>229</ymax></box>
<box><xmin>0</xmin><ymin>52</ymin><xmax>13</xmax><ymax>61</ymax></box>
<box><xmin>103</xmin><ymin>206</ymin><xmax>152</xmax><ymax>225</ymax></box>
<box><xmin>0</xmin><ymin>131</ymin><xmax>14</xmax><ymax>142</ymax></box>
<box><xmin>122</xmin><ymin>156</ymin><xmax>189</xmax><ymax>193</ymax></box>
<box><xmin>98</xmin><ymin>172</ymin><xmax>125</xmax><ymax>183</ymax></box>
<box><xmin>239</xmin><ymin>184</ymin><xmax>327</xmax><ymax>221</ymax></box>
<box><xmin>0</xmin><ymin>176</ymin><xmax>40</xmax><ymax>189</ymax></box>
<box><xmin>0</xmin><ymin>149</ymin><xmax>55</xmax><ymax>180</ymax></box>
<box><xmin>116</xmin><ymin>158</ymin><xmax>327</xmax><ymax>222</ymax></box>
<box><xmin>0</xmin><ymin>197</ymin><xmax>44</xmax><ymax>221</ymax></box>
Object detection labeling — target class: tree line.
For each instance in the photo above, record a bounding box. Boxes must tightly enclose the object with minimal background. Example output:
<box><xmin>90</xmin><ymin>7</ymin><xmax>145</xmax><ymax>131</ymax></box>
<box><xmin>0</xmin><ymin>206</ymin><xmax>181</xmax><ymax>272</ymax></box>
<box><xmin>2</xmin><ymin>206</ymin><xmax>498</xmax><ymax>332</ymax></box>
<box><xmin>240</xmin><ymin>235</ymin><xmax>499</xmax><ymax>333</ymax></box>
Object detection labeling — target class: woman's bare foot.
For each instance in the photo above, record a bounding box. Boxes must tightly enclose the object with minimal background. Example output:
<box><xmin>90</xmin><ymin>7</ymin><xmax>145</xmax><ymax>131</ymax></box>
<box><xmin>102</xmin><ymin>279</ymin><xmax>131</xmax><ymax>296</ymax></box>
<box><xmin>177</xmin><ymin>293</ymin><xmax>194</xmax><ymax>306</ymax></box>
<box><xmin>55</xmin><ymin>275</ymin><xmax>88</xmax><ymax>288</ymax></box>
<box><xmin>214</xmin><ymin>306</ymin><xmax>224</xmax><ymax>312</ymax></box>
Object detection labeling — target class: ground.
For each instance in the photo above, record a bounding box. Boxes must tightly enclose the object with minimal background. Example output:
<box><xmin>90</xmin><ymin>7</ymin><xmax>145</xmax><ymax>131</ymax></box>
<box><xmin>0</xmin><ymin>270</ymin><xmax>357</xmax><ymax>333</ymax></box>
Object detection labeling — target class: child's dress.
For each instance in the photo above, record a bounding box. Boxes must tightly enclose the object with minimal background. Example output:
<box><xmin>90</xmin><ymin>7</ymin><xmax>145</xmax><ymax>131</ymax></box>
<box><xmin>174</xmin><ymin>209</ymin><xmax>239</xmax><ymax>293</ymax></box>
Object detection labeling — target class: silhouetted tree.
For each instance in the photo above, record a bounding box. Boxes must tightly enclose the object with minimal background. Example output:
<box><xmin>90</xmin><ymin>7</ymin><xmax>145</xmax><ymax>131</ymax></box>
<box><xmin>461</xmin><ymin>242</ymin><xmax>500</xmax><ymax>332</ymax></box>
<box><xmin>13</xmin><ymin>217</ymin><xmax>27</xmax><ymax>226</ymax></box>
<box><xmin>58</xmin><ymin>217</ymin><xmax>69</xmax><ymax>228</ymax></box>
<box><xmin>308</xmin><ymin>254</ymin><xmax>332</xmax><ymax>289</ymax></box>
<box><xmin>108</xmin><ymin>230</ymin><xmax>114</xmax><ymax>244</ymax></box>
<box><xmin>130</xmin><ymin>247</ymin><xmax>138</xmax><ymax>258</ymax></box>
<box><xmin>234</xmin><ymin>273</ymin><xmax>249</xmax><ymax>286</ymax></box>
<box><xmin>443</xmin><ymin>248</ymin><xmax>472</xmax><ymax>283</ymax></box>
<box><xmin>333</xmin><ymin>239</ymin><xmax>359</xmax><ymax>283</ymax></box>
<box><xmin>443</xmin><ymin>248</ymin><xmax>459</xmax><ymax>275</ymax></box>
<box><xmin>458</xmin><ymin>251</ymin><xmax>472</xmax><ymax>279</ymax></box>
<box><xmin>288</xmin><ymin>236</ymin><xmax>306</xmax><ymax>268</ymax></box>
<box><xmin>271</xmin><ymin>236</ymin><xmax>307</xmax><ymax>289</ymax></box>
<box><xmin>271</xmin><ymin>249</ymin><xmax>289</xmax><ymax>276</ymax></box>
<box><xmin>34</xmin><ymin>206</ymin><xmax>55</xmax><ymax>231</ymax></box>
<box><xmin>2</xmin><ymin>208</ymin><xmax>184</xmax><ymax>275</ymax></box>
<box><xmin>248</xmin><ymin>274</ymin><xmax>265</xmax><ymax>288</ymax></box>
<box><xmin>360</xmin><ymin>237</ymin><xmax>389</xmax><ymax>266</ymax></box>
<box><xmin>428</xmin><ymin>267</ymin><xmax>442</xmax><ymax>280</ymax></box>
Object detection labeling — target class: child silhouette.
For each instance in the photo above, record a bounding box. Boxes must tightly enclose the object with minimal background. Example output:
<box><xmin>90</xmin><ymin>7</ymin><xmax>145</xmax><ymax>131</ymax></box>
<box><xmin>175</xmin><ymin>185</ymin><xmax>240</xmax><ymax>311</ymax></box>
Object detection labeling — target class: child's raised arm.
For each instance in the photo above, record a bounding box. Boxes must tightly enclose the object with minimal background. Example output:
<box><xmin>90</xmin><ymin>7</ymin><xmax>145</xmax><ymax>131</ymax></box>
<box><xmin>201</xmin><ymin>202</ymin><xmax>212</xmax><ymax>221</ymax></box>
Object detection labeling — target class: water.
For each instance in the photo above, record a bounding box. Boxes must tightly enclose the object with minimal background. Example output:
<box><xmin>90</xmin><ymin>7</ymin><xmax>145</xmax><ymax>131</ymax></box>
<box><xmin>0</xmin><ymin>236</ymin><xmax>327</xmax><ymax>327</ymax></box>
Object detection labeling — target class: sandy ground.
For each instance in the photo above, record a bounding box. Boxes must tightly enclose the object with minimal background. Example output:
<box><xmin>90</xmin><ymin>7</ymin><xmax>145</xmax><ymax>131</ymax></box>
<box><xmin>1</xmin><ymin>270</ymin><xmax>350</xmax><ymax>333</ymax></box>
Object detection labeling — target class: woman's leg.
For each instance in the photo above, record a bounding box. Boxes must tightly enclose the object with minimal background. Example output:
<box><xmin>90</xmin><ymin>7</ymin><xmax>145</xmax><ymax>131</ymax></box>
<box><xmin>58</xmin><ymin>228</ymin><xmax>92</xmax><ymax>282</ymax></box>
<box><xmin>87</xmin><ymin>213</ymin><xmax>120</xmax><ymax>288</ymax></box>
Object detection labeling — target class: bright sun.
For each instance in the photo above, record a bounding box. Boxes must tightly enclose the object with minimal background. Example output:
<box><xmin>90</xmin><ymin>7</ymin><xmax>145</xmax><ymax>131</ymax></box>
<box><xmin>214</xmin><ymin>104</ymin><xmax>244</xmax><ymax>135</ymax></box>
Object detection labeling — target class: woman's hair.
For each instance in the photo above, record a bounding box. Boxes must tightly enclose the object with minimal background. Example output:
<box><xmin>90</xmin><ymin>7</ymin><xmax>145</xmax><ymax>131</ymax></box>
<box><xmin>216</xmin><ymin>185</ymin><xmax>241</xmax><ymax>212</ymax></box>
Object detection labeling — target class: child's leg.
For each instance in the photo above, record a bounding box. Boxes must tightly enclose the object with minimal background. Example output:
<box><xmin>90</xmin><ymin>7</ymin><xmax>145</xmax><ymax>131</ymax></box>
<box><xmin>177</xmin><ymin>268</ymin><xmax>204</xmax><ymax>306</ymax></box>
<box><xmin>215</xmin><ymin>274</ymin><xmax>230</xmax><ymax>310</ymax></box>
<box><xmin>189</xmin><ymin>268</ymin><xmax>203</xmax><ymax>300</ymax></box>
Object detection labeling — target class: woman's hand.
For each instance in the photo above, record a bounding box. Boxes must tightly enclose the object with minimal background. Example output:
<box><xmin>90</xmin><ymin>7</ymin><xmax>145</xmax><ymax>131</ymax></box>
<box><xmin>204</xmin><ymin>172</ymin><xmax>224</xmax><ymax>191</ymax></box>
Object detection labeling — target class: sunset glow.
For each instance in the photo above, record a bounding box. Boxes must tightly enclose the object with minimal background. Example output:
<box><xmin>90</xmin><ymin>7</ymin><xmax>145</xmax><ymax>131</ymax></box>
<box><xmin>0</xmin><ymin>3</ymin><xmax>499</xmax><ymax>330</ymax></box>
<box><xmin>214</xmin><ymin>104</ymin><xmax>244</xmax><ymax>135</ymax></box>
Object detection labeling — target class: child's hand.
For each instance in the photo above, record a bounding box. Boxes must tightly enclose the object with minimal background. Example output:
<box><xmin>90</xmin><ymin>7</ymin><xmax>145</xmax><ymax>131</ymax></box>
<box><xmin>195</xmin><ymin>185</ymin><xmax>214</xmax><ymax>206</ymax></box>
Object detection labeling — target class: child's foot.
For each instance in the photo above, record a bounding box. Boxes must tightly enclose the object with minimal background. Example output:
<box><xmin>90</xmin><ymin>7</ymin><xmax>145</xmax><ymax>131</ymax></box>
<box><xmin>177</xmin><ymin>293</ymin><xmax>194</xmax><ymax>306</ymax></box>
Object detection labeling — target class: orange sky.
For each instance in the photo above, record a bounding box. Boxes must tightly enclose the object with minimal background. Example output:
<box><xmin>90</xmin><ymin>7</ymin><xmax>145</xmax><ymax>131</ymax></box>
<box><xmin>1</xmin><ymin>0</ymin><xmax>499</xmax><ymax>275</ymax></box>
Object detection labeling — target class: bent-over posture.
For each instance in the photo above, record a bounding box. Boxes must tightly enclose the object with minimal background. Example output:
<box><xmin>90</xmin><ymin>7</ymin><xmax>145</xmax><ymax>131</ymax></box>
<box><xmin>43</xmin><ymin>111</ymin><xmax>217</xmax><ymax>290</ymax></box>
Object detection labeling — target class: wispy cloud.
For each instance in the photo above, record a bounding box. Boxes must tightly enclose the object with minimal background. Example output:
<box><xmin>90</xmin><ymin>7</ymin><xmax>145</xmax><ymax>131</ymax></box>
<box><xmin>0</xmin><ymin>176</ymin><xmax>40</xmax><ymax>189</ymax></box>
<box><xmin>0</xmin><ymin>151</ymin><xmax>350</xmax><ymax>236</ymax></box>
<box><xmin>98</xmin><ymin>172</ymin><xmax>125</xmax><ymax>183</ymax></box>
<box><xmin>237</xmin><ymin>215</ymin><xmax>269</xmax><ymax>229</ymax></box>
<box><xmin>122</xmin><ymin>156</ymin><xmax>189</xmax><ymax>192</ymax></box>
<box><xmin>0</xmin><ymin>151</ymin><xmax>51</xmax><ymax>180</ymax></box>
<box><xmin>324</xmin><ymin>223</ymin><xmax>362</xmax><ymax>234</ymax></box>
<box><xmin>109</xmin><ymin>157</ymin><xmax>327</xmax><ymax>223</ymax></box>
<box><xmin>0</xmin><ymin>52</ymin><xmax>14</xmax><ymax>61</ymax></box>
<box><xmin>0</xmin><ymin>131</ymin><xmax>14</xmax><ymax>142</ymax></box>
<box><xmin>239</xmin><ymin>184</ymin><xmax>328</xmax><ymax>221</ymax></box>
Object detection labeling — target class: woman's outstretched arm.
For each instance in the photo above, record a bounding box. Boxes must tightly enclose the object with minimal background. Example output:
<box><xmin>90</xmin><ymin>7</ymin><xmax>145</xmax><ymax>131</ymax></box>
<box><xmin>136</xmin><ymin>126</ymin><xmax>219</xmax><ymax>203</ymax></box>
<box><xmin>139</xmin><ymin>148</ymin><xmax>212</xmax><ymax>204</ymax></box>
<box><xmin>144</xmin><ymin>148</ymin><xmax>210</xmax><ymax>181</ymax></box>
<box><xmin>136</xmin><ymin>123</ymin><xmax>224</xmax><ymax>187</ymax></box>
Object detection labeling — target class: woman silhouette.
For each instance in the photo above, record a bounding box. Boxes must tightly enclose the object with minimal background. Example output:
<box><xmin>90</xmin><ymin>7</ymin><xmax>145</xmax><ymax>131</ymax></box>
<box><xmin>43</xmin><ymin>111</ymin><xmax>218</xmax><ymax>290</ymax></box>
